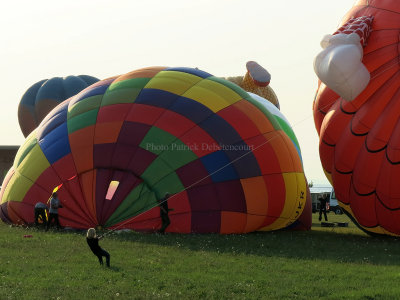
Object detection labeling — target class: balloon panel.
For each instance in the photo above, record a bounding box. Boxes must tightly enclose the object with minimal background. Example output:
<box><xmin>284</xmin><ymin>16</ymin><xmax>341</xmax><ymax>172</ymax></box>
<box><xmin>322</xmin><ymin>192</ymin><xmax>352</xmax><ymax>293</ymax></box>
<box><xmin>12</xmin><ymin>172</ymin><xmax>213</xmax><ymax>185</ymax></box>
<box><xmin>2</xmin><ymin>67</ymin><xmax>306</xmax><ymax>233</ymax></box>
<box><xmin>313</xmin><ymin>0</ymin><xmax>400</xmax><ymax>236</ymax></box>
<box><xmin>18</xmin><ymin>75</ymin><xmax>99</xmax><ymax>137</ymax></box>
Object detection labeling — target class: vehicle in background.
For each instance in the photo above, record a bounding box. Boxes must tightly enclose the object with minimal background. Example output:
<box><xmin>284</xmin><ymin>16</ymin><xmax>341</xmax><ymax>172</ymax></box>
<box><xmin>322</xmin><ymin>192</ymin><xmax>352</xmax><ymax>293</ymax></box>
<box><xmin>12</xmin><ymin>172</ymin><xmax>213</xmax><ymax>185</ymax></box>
<box><xmin>329</xmin><ymin>189</ymin><xmax>343</xmax><ymax>215</ymax></box>
<box><xmin>310</xmin><ymin>185</ymin><xmax>332</xmax><ymax>213</ymax></box>
<box><xmin>310</xmin><ymin>186</ymin><xmax>343</xmax><ymax>214</ymax></box>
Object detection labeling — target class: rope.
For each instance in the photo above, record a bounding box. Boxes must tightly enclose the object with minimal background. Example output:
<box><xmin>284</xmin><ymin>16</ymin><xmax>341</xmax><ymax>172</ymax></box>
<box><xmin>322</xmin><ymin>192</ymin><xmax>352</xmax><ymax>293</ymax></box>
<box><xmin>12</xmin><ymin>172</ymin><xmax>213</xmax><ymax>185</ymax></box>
<box><xmin>66</xmin><ymin>57</ymin><xmax>400</xmax><ymax>237</ymax></box>
<box><xmin>100</xmin><ymin>109</ymin><xmax>313</xmax><ymax>237</ymax></box>
<box><xmin>103</xmin><ymin>58</ymin><xmax>400</xmax><ymax>235</ymax></box>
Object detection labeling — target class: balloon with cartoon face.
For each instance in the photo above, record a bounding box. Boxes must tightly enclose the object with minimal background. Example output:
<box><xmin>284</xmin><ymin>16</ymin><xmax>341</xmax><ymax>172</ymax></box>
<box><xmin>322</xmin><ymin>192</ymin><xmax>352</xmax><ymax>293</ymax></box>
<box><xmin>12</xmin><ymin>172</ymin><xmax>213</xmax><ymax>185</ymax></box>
<box><xmin>314</xmin><ymin>0</ymin><xmax>400</xmax><ymax>236</ymax></box>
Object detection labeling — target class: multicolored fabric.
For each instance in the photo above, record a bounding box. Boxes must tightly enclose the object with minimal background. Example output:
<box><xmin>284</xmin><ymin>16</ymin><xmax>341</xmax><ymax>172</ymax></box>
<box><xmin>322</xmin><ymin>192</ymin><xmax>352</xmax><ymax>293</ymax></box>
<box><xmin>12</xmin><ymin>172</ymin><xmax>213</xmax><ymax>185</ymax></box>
<box><xmin>1</xmin><ymin>67</ymin><xmax>306</xmax><ymax>233</ymax></box>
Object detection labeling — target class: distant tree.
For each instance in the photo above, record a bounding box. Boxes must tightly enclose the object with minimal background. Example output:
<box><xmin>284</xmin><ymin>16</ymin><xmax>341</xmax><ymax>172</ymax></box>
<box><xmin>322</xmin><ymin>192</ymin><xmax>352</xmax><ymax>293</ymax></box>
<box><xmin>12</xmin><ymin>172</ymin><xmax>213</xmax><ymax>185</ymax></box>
<box><xmin>308</xmin><ymin>181</ymin><xmax>314</xmax><ymax>188</ymax></box>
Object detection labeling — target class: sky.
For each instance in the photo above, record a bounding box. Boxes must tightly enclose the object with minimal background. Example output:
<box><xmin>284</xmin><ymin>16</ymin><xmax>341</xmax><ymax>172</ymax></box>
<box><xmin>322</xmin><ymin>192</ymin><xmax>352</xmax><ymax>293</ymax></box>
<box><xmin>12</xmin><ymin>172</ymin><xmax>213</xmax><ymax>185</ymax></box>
<box><xmin>0</xmin><ymin>0</ymin><xmax>357</xmax><ymax>186</ymax></box>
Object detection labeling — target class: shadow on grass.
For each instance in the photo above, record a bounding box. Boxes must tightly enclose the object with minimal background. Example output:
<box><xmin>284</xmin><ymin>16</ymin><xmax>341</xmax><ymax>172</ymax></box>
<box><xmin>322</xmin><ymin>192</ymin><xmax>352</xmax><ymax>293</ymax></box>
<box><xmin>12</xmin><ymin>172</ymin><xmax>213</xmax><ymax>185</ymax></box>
<box><xmin>107</xmin><ymin>266</ymin><xmax>121</xmax><ymax>272</ymax></box>
<box><xmin>11</xmin><ymin>223</ymin><xmax>400</xmax><ymax>267</ymax></box>
<box><xmin>101</xmin><ymin>227</ymin><xmax>400</xmax><ymax>267</ymax></box>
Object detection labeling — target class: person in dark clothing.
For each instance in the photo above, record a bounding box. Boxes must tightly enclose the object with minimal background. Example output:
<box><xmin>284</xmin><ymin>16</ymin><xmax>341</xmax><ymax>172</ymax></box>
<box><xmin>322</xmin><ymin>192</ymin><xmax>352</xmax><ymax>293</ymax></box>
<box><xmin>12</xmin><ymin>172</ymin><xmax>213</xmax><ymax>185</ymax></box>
<box><xmin>318</xmin><ymin>193</ymin><xmax>329</xmax><ymax>222</ymax></box>
<box><xmin>34</xmin><ymin>202</ymin><xmax>48</xmax><ymax>226</ymax></box>
<box><xmin>158</xmin><ymin>193</ymin><xmax>172</xmax><ymax>234</ymax></box>
<box><xmin>86</xmin><ymin>228</ymin><xmax>110</xmax><ymax>267</ymax></box>
<box><xmin>46</xmin><ymin>192</ymin><xmax>63</xmax><ymax>231</ymax></box>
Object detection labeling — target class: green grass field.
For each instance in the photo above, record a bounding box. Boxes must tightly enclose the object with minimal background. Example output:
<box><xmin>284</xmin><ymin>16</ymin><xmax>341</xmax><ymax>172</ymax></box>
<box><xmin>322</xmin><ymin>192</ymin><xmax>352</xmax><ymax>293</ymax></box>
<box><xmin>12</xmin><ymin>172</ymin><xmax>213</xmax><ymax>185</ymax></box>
<box><xmin>1</xmin><ymin>212</ymin><xmax>400</xmax><ymax>300</ymax></box>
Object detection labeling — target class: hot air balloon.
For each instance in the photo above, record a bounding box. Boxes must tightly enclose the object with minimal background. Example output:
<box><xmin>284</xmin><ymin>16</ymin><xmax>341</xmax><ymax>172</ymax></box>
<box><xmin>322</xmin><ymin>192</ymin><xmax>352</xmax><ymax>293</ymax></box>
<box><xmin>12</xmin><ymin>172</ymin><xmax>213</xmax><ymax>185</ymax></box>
<box><xmin>247</xmin><ymin>93</ymin><xmax>311</xmax><ymax>231</ymax></box>
<box><xmin>18</xmin><ymin>75</ymin><xmax>99</xmax><ymax>137</ymax></box>
<box><xmin>314</xmin><ymin>0</ymin><xmax>400</xmax><ymax>236</ymax></box>
<box><xmin>225</xmin><ymin>61</ymin><xmax>280</xmax><ymax>109</ymax></box>
<box><xmin>1</xmin><ymin>66</ymin><xmax>306</xmax><ymax>233</ymax></box>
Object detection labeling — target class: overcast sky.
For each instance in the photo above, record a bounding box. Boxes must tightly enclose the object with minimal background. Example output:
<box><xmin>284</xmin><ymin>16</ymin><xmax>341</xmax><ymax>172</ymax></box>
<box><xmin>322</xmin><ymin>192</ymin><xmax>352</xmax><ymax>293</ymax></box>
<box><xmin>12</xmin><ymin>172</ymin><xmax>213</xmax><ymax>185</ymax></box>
<box><xmin>0</xmin><ymin>0</ymin><xmax>357</xmax><ymax>185</ymax></box>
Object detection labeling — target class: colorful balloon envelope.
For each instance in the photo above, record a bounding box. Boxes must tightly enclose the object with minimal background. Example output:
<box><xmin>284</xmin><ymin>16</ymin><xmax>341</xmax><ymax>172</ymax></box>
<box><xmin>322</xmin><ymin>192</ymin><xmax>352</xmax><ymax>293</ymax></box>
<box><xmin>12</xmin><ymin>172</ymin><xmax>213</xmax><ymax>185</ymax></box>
<box><xmin>18</xmin><ymin>75</ymin><xmax>99</xmax><ymax>137</ymax></box>
<box><xmin>1</xmin><ymin>67</ymin><xmax>306</xmax><ymax>233</ymax></box>
<box><xmin>314</xmin><ymin>0</ymin><xmax>400</xmax><ymax>236</ymax></box>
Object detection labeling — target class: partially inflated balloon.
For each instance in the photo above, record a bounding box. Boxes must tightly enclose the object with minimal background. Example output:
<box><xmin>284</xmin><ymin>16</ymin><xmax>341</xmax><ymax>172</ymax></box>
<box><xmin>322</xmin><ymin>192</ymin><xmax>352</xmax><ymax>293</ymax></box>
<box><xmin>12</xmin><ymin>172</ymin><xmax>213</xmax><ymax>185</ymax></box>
<box><xmin>1</xmin><ymin>67</ymin><xmax>306</xmax><ymax>233</ymax></box>
<box><xmin>246</xmin><ymin>93</ymin><xmax>311</xmax><ymax>231</ymax></box>
<box><xmin>18</xmin><ymin>75</ymin><xmax>99</xmax><ymax>137</ymax></box>
<box><xmin>314</xmin><ymin>0</ymin><xmax>400</xmax><ymax>236</ymax></box>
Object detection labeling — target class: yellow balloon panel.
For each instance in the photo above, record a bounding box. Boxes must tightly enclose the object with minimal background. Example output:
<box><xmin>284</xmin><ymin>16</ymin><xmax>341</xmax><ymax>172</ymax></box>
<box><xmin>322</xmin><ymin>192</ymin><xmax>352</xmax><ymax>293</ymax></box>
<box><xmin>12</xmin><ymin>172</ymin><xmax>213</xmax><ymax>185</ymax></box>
<box><xmin>259</xmin><ymin>172</ymin><xmax>306</xmax><ymax>231</ymax></box>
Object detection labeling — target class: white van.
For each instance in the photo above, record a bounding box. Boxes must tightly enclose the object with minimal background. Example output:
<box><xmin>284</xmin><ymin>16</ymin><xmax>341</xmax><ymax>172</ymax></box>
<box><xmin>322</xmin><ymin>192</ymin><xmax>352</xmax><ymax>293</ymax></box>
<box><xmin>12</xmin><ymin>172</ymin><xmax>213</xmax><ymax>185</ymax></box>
<box><xmin>329</xmin><ymin>188</ymin><xmax>343</xmax><ymax>214</ymax></box>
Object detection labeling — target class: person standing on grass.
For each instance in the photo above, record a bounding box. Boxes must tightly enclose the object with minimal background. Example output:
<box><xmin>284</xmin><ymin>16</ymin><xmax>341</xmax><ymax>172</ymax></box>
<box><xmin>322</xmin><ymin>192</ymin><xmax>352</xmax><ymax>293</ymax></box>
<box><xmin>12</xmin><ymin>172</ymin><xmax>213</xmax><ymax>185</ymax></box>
<box><xmin>46</xmin><ymin>192</ymin><xmax>62</xmax><ymax>231</ymax></box>
<box><xmin>318</xmin><ymin>193</ymin><xmax>328</xmax><ymax>222</ymax></box>
<box><xmin>86</xmin><ymin>228</ymin><xmax>110</xmax><ymax>267</ymax></box>
<box><xmin>158</xmin><ymin>193</ymin><xmax>172</xmax><ymax>234</ymax></box>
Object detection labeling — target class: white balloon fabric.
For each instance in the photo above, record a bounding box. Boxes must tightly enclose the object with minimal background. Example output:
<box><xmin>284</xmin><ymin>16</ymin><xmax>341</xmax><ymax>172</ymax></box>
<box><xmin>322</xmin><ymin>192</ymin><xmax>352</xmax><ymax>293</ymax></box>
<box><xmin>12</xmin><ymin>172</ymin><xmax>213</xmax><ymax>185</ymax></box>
<box><xmin>313</xmin><ymin>33</ymin><xmax>370</xmax><ymax>101</ymax></box>
<box><xmin>314</xmin><ymin>15</ymin><xmax>374</xmax><ymax>101</ymax></box>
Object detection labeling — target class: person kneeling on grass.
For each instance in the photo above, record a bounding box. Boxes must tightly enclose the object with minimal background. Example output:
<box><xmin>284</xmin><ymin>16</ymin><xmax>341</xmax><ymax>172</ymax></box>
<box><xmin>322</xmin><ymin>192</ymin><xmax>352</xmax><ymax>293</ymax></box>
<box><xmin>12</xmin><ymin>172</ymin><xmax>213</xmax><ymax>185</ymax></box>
<box><xmin>34</xmin><ymin>202</ymin><xmax>48</xmax><ymax>227</ymax></box>
<box><xmin>86</xmin><ymin>228</ymin><xmax>110</xmax><ymax>267</ymax></box>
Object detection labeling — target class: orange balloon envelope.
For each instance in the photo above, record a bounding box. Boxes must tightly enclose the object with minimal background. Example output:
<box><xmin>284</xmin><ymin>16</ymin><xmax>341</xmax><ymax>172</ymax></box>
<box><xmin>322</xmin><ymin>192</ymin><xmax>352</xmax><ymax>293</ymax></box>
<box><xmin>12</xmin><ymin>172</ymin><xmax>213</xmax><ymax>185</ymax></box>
<box><xmin>314</xmin><ymin>0</ymin><xmax>400</xmax><ymax>236</ymax></box>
